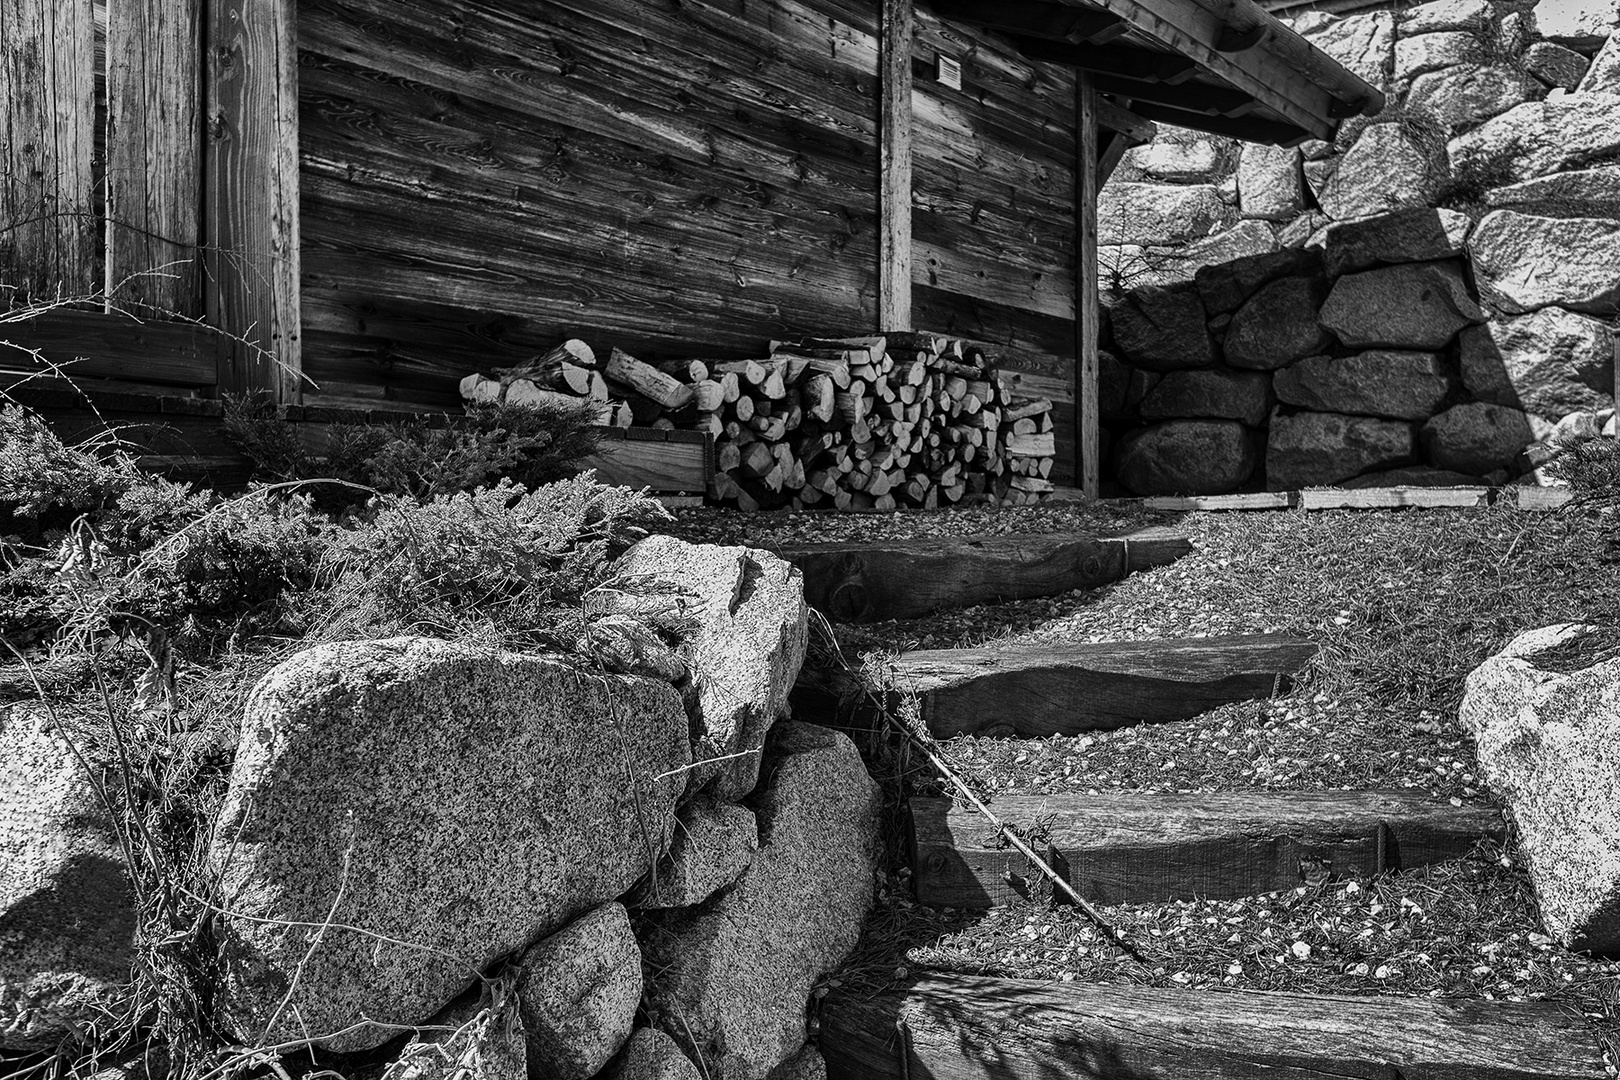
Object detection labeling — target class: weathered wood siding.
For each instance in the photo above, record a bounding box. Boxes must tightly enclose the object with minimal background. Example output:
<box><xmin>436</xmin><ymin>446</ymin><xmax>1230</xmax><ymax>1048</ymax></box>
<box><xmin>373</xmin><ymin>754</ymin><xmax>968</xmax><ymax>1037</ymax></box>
<box><xmin>297</xmin><ymin>0</ymin><xmax>1081</xmax><ymax>484</ymax></box>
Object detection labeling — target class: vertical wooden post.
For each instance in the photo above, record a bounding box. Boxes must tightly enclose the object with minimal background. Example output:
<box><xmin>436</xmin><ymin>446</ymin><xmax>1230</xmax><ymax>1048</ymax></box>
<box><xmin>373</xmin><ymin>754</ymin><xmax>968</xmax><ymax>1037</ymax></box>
<box><xmin>0</xmin><ymin>0</ymin><xmax>97</xmax><ymax>302</ymax></box>
<box><xmin>204</xmin><ymin>0</ymin><xmax>302</xmax><ymax>401</ymax></box>
<box><xmin>1075</xmin><ymin>74</ymin><xmax>1101</xmax><ymax>500</ymax></box>
<box><xmin>107</xmin><ymin>0</ymin><xmax>204</xmax><ymax>318</ymax></box>
<box><xmin>879</xmin><ymin>0</ymin><xmax>913</xmax><ymax>333</ymax></box>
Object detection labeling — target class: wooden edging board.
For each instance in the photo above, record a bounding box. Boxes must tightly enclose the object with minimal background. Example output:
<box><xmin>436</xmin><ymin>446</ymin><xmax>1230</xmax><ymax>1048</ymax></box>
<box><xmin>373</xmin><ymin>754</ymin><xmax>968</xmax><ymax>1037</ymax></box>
<box><xmin>879</xmin><ymin>634</ymin><xmax>1318</xmax><ymax>738</ymax></box>
<box><xmin>911</xmin><ymin>790</ymin><xmax>1503</xmax><ymax>908</ymax></box>
<box><xmin>1063</xmin><ymin>485</ymin><xmax>1576</xmax><ymax>512</ymax></box>
<box><xmin>820</xmin><ymin>974</ymin><xmax>1606</xmax><ymax>1080</ymax></box>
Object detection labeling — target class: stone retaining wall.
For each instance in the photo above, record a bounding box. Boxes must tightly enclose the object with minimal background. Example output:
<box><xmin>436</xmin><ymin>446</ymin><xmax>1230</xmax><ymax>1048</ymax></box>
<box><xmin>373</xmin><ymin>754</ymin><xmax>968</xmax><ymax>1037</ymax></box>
<box><xmin>1097</xmin><ymin>0</ymin><xmax>1620</xmax><ymax>494</ymax></box>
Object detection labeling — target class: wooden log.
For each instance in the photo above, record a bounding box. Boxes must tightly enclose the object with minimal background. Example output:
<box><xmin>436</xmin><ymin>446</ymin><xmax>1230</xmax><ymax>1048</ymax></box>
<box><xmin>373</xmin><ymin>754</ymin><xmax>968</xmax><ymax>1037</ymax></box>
<box><xmin>821</xmin><ymin>975</ymin><xmax>1605</xmax><ymax>1080</ymax></box>
<box><xmin>534</xmin><ymin>338</ymin><xmax>596</xmax><ymax>369</ymax></box>
<box><xmin>912</xmin><ymin>790</ymin><xmax>1504</xmax><ymax>909</ymax></box>
<box><xmin>719</xmin><ymin>371</ymin><xmax>741</xmax><ymax>403</ymax></box>
<box><xmin>605</xmin><ymin>347</ymin><xmax>695</xmax><ymax>409</ymax></box>
<box><xmin>691</xmin><ymin>379</ymin><xmax>725</xmax><ymax>412</ymax></box>
<box><xmin>803</xmin><ymin>373</ymin><xmax>836</xmax><ymax>423</ymax></box>
<box><xmin>887</xmin><ymin>635</ymin><xmax>1318</xmax><ymax>738</ymax></box>
<box><xmin>1004</xmin><ymin>432</ymin><xmax>1056</xmax><ymax>457</ymax></box>
<box><xmin>740</xmin><ymin>441</ymin><xmax>775</xmax><ymax>479</ymax></box>
<box><xmin>777</xmin><ymin>532</ymin><xmax>1190</xmax><ymax>624</ymax></box>
<box><xmin>1004</xmin><ymin>396</ymin><xmax>1053</xmax><ymax>423</ymax></box>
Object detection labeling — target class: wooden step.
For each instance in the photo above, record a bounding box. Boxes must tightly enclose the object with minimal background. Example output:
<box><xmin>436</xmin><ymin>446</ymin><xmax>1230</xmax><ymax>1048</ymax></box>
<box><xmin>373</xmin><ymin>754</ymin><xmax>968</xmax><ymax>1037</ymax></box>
<box><xmin>774</xmin><ymin>527</ymin><xmax>1191</xmax><ymax>624</ymax></box>
<box><xmin>822</xmin><ymin>974</ymin><xmax>1605</xmax><ymax>1080</ymax></box>
<box><xmin>881</xmin><ymin>635</ymin><xmax>1317</xmax><ymax>738</ymax></box>
<box><xmin>911</xmin><ymin>791</ymin><xmax>1503</xmax><ymax>908</ymax></box>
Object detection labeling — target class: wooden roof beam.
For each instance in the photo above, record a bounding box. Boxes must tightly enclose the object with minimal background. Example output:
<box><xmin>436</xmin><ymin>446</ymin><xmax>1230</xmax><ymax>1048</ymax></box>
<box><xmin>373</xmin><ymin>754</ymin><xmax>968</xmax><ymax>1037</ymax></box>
<box><xmin>925</xmin><ymin>0</ymin><xmax>1128</xmax><ymax>43</ymax></box>
<box><xmin>1192</xmin><ymin>0</ymin><xmax>1386</xmax><ymax>116</ymax></box>
<box><xmin>1125</xmin><ymin>98</ymin><xmax>1309</xmax><ymax>144</ymax></box>
<box><xmin>1094</xmin><ymin>95</ymin><xmax>1155</xmax><ymax>142</ymax></box>
<box><xmin>1010</xmin><ymin>36</ymin><xmax>1201</xmax><ymax>83</ymax></box>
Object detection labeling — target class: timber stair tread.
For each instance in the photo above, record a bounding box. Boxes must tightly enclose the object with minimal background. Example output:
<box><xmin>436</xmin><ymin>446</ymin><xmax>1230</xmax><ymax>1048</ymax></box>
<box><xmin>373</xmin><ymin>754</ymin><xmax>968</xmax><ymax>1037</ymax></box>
<box><xmin>773</xmin><ymin>525</ymin><xmax>1191</xmax><ymax>623</ymax></box>
<box><xmin>911</xmin><ymin>789</ymin><xmax>1503</xmax><ymax>908</ymax></box>
<box><xmin>821</xmin><ymin>973</ymin><xmax>1607</xmax><ymax>1080</ymax></box>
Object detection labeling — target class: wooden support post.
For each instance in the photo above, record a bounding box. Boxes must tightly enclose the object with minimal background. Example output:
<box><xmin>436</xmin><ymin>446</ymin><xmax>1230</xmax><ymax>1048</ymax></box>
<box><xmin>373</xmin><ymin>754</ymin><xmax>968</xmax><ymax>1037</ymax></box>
<box><xmin>1075</xmin><ymin>74</ymin><xmax>1101</xmax><ymax>499</ymax></box>
<box><xmin>0</xmin><ymin>0</ymin><xmax>98</xmax><ymax>302</ymax></box>
<box><xmin>879</xmin><ymin>0</ymin><xmax>913</xmax><ymax>333</ymax></box>
<box><xmin>107</xmin><ymin>0</ymin><xmax>204</xmax><ymax>318</ymax></box>
<box><xmin>204</xmin><ymin>0</ymin><xmax>302</xmax><ymax>401</ymax></box>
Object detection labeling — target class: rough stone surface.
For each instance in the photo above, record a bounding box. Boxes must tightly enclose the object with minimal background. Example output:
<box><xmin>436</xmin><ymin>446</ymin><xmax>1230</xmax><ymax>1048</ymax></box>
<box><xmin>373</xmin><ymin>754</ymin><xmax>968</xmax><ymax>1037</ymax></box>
<box><xmin>617</xmin><ymin>535</ymin><xmax>808</xmax><ymax>801</ymax></box>
<box><xmin>0</xmin><ymin>710</ymin><xmax>134</xmax><ymax>1050</ymax></box>
<box><xmin>1485</xmin><ymin>166</ymin><xmax>1620</xmax><ymax>217</ymax></box>
<box><xmin>632</xmin><ymin>799</ymin><xmax>759</xmax><ymax>910</ymax></box>
<box><xmin>1448</xmin><ymin>94</ymin><xmax>1620</xmax><ymax>186</ymax></box>
<box><xmin>1531</xmin><ymin>0</ymin><xmax>1619</xmax><ymax>48</ymax></box>
<box><xmin>518</xmin><ymin>903</ymin><xmax>642</xmax><ymax>1080</ymax></box>
<box><xmin>1122</xmin><ymin>138</ymin><xmax>1226</xmax><ymax>183</ymax></box>
<box><xmin>1237</xmin><ymin>143</ymin><xmax>1303</xmax><ymax>221</ymax></box>
<box><xmin>1224</xmin><ymin>277</ymin><xmax>1332</xmax><ymax>370</ymax></box>
<box><xmin>1109</xmin><ymin>282</ymin><xmax>1218</xmax><ymax>372</ymax></box>
<box><xmin>767</xmin><ymin>1046</ymin><xmax>827</xmax><ymax>1080</ymax></box>
<box><xmin>578</xmin><ymin>615</ymin><xmax>687</xmax><ymax>682</ymax></box>
<box><xmin>1421</xmin><ymin>401</ymin><xmax>1543</xmax><ymax>473</ymax></box>
<box><xmin>1266</xmin><ymin>411</ymin><xmax>1418</xmax><ymax>489</ymax></box>
<box><xmin>1320</xmin><ymin>207</ymin><xmax>1473</xmax><ymax>279</ymax></box>
<box><xmin>1399</xmin><ymin>0</ymin><xmax>1493</xmax><ymax>34</ymax></box>
<box><xmin>1137</xmin><ymin>368</ymin><xmax>1275</xmax><ymax>427</ymax></box>
<box><xmin>1404</xmin><ymin>64</ymin><xmax>1543</xmax><ymax>136</ymax></box>
<box><xmin>1342</xmin><ymin>465</ymin><xmax>1487</xmax><ymax>488</ymax></box>
<box><xmin>1523</xmin><ymin>41</ymin><xmax>1592</xmax><ymax>90</ymax></box>
<box><xmin>1319</xmin><ymin>124</ymin><xmax>1441</xmax><ymax>220</ymax></box>
<box><xmin>1299</xmin><ymin>12</ymin><xmax>1396</xmax><ymax>89</ymax></box>
<box><xmin>1274</xmin><ymin>351</ymin><xmax>1458</xmax><ymax>420</ymax></box>
<box><xmin>1100</xmin><ymin>221</ymin><xmax>1277</xmax><ymax>290</ymax></box>
<box><xmin>1097</xmin><ymin>183</ymin><xmax>1235</xmax><ymax>246</ymax></box>
<box><xmin>1469</xmin><ymin>210</ymin><xmax>1620</xmax><ymax>315</ymax></box>
<box><xmin>1394</xmin><ymin>32</ymin><xmax>1485</xmax><ymax>85</ymax></box>
<box><xmin>1460</xmin><ymin>624</ymin><xmax>1620</xmax><ymax>952</ymax></box>
<box><xmin>1319</xmin><ymin>260</ymin><xmax>1483</xmax><ymax>349</ymax></box>
<box><xmin>641</xmin><ymin>723</ymin><xmax>880</xmax><ymax>1080</ymax></box>
<box><xmin>1460</xmin><ymin>308</ymin><xmax>1617</xmax><ymax>419</ymax></box>
<box><xmin>1580</xmin><ymin>33</ymin><xmax>1620</xmax><ymax>93</ymax></box>
<box><xmin>611</xmin><ymin>1028</ymin><xmax>703</xmax><ymax>1080</ymax></box>
<box><xmin>1114</xmin><ymin>420</ymin><xmax>1260</xmax><ymax>496</ymax></box>
<box><xmin>1193</xmin><ymin>246</ymin><xmax>1323</xmax><ymax>315</ymax></box>
<box><xmin>209</xmin><ymin>639</ymin><xmax>690</xmax><ymax>1052</ymax></box>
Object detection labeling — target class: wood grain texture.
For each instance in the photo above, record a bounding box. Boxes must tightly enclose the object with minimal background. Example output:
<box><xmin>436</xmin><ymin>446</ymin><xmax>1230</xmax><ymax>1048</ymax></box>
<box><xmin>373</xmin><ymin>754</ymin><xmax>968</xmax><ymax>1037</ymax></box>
<box><xmin>0</xmin><ymin>308</ymin><xmax>216</xmax><ymax>385</ymax></box>
<box><xmin>1298</xmin><ymin>487</ymin><xmax>1491</xmax><ymax>510</ymax></box>
<box><xmin>880</xmin><ymin>0</ymin><xmax>914</xmax><ymax>332</ymax></box>
<box><xmin>1</xmin><ymin>0</ymin><xmax>98</xmax><ymax>300</ymax></box>
<box><xmin>1076</xmin><ymin>74</ymin><xmax>1100</xmax><ymax>498</ymax></box>
<box><xmin>822</xmin><ymin>974</ymin><xmax>1606</xmax><ymax>1080</ymax></box>
<box><xmin>890</xmin><ymin>634</ymin><xmax>1318</xmax><ymax>738</ymax></box>
<box><xmin>777</xmin><ymin>530</ymin><xmax>1190</xmax><ymax>623</ymax></box>
<box><xmin>582</xmin><ymin>434</ymin><xmax>709</xmax><ymax>494</ymax></box>
<box><xmin>106</xmin><ymin>0</ymin><xmax>202</xmax><ymax>317</ymax></box>
<box><xmin>206</xmin><ymin>0</ymin><xmax>300</xmax><ymax>399</ymax></box>
<box><xmin>912</xmin><ymin>790</ymin><xmax>1504</xmax><ymax>908</ymax></box>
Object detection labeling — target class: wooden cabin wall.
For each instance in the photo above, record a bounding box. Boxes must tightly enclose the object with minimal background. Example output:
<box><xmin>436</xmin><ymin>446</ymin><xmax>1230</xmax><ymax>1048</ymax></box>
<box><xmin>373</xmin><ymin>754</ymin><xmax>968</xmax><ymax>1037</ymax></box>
<box><xmin>295</xmin><ymin>0</ymin><xmax>1081</xmax><ymax>486</ymax></box>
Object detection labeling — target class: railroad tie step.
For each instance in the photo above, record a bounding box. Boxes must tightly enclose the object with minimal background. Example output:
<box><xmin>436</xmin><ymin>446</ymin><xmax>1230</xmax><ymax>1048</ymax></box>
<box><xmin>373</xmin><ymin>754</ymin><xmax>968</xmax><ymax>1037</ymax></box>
<box><xmin>820</xmin><ymin>974</ymin><xmax>1605</xmax><ymax>1080</ymax></box>
<box><xmin>774</xmin><ymin>525</ymin><xmax>1191</xmax><ymax>624</ymax></box>
<box><xmin>910</xmin><ymin>790</ymin><xmax>1504</xmax><ymax>908</ymax></box>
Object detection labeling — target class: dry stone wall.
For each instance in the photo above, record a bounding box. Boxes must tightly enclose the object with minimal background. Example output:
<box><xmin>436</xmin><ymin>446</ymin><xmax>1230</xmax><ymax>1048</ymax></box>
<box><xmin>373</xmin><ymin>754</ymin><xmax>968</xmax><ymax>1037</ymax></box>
<box><xmin>1098</xmin><ymin>0</ymin><xmax>1620</xmax><ymax>494</ymax></box>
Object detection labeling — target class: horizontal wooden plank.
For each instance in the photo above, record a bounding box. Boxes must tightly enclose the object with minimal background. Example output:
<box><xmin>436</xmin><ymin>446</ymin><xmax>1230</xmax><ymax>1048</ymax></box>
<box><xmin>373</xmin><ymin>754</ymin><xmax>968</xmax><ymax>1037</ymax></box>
<box><xmin>1299</xmin><ymin>487</ymin><xmax>1492</xmax><ymax>510</ymax></box>
<box><xmin>1143</xmin><ymin>492</ymin><xmax>1297</xmax><ymax>511</ymax></box>
<box><xmin>0</xmin><ymin>309</ymin><xmax>217</xmax><ymax>387</ymax></box>
<box><xmin>911</xmin><ymin>790</ymin><xmax>1504</xmax><ymax>908</ymax></box>
<box><xmin>822</xmin><ymin>974</ymin><xmax>1606</xmax><ymax>1080</ymax></box>
<box><xmin>582</xmin><ymin>436</ymin><xmax>708</xmax><ymax>494</ymax></box>
<box><xmin>1506</xmin><ymin>487</ymin><xmax>1575</xmax><ymax>511</ymax></box>
<box><xmin>890</xmin><ymin>635</ymin><xmax>1318</xmax><ymax>738</ymax></box>
<box><xmin>776</xmin><ymin>531</ymin><xmax>1190</xmax><ymax>623</ymax></box>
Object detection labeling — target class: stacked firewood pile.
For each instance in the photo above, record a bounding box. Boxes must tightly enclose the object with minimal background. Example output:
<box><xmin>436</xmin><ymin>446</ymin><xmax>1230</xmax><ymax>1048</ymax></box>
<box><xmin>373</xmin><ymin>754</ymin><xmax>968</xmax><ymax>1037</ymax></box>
<box><xmin>459</xmin><ymin>333</ymin><xmax>1057</xmax><ymax>509</ymax></box>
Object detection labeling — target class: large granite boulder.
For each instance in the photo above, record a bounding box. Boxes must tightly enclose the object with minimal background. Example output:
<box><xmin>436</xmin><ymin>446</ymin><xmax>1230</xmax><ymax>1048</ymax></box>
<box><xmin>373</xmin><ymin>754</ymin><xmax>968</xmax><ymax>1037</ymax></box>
<box><xmin>616</xmin><ymin>536</ymin><xmax>808</xmax><ymax>801</ymax></box>
<box><xmin>1320</xmin><ymin>208</ymin><xmax>1473</xmax><ymax>279</ymax></box>
<box><xmin>1109</xmin><ymin>282</ymin><xmax>1218</xmax><ymax>372</ymax></box>
<box><xmin>1420</xmin><ymin>401</ymin><xmax>1543</xmax><ymax>473</ymax></box>
<box><xmin>1460</xmin><ymin>625</ymin><xmax>1620</xmax><ymax>952</ymax></box>
<box><xmin>1298</xmin><ymin>11</ymin><xmax>1396</xmax><ymax>90</ymax></box>
<box><xmin>1224</xmin><ymin>277</ymin><xmax>1332</xmax><ymax>370</ymax></box>
<box><xmin>641</xmin><ymin>723</ymin><xmax>880</xmax><ymax>1080</ymax></box>
<box><xmin>1319</xmin><ymin>261</ymin><xmax>1483</xmax><ymax>349</ymax></box>
<box><xmin>1122</xmin><ymin>137</ymin><xmax>1227</xmax><ymax>183</ymax></box>
<box><xmin>1404</xmin><ymin>64</ymin><xmax>1543</xmax><ymax>136</ymax></box>
<box><xmin>1523</xmin><ymin>42</ymin><xmax>1591</xmax><ymax>90</ymax></box>
<box><xmin>1273</xmin><ymin>351</ymin><xmax>1457</xmax><ymax>420</ymax></box>
<box><xmin>632</xmin><ymin>799</ymin><xmax>759</xmax><ymax>910</ymax></box>
<box><xmin>1265</xmin><ymin>411</ymin><xmax>1418</xmax><ymax>489</ymax></box>
<box><xmin>1097</xmin><ymin>183</ymin><xmax>1235</xmax><ymax>246</ymax></box>
<box><xmin>1393</xmin><ymin>31</ymin><xmax>1485</xmax><ymax>85</ymax></box>
<box><xmin>209</xmin><ymin>639</ymin><xmax>691</xmax><ymax>1051</ymax></box>
<box><xmin>1580</xmin><ymin>34</ymin><xmax>1620</xmax><ymax>93</ymax></box>
<box><xmin>1469</xmin><ymin>211</ymin><xmax>1620</xmax><ymax>315</ymax></box>
<box><xmin>1</xmin><ymin>709</ymin><xmax>135</xmax><ymax>1050</ymax></box>
<box><xmin>1342</xmin><ymin>465</ymin><xmax>1486</xmax><ymax>488</ymax></box>
<box><xmin>1137</xmin><ymin>368</ymin><xmax>1274</xmax><ymax>427</ymax></box>
<box><xmin>611</xmin><ymin>1028</ymin><xmax>704</xmax><ymax>1080</ymax></box>
<box><xmin>1194</xmin><ymin>247</ymin><xmax>1323</xmax><ymax>316</ymax></box>
<box><xmin>1460</xmin><ymin>308</ymin><xmax>1617</xmax><ymax>420</ymax></box>
<box><xmin>1114</xmin><ymin>420</ymin><xmax>1260</xmax><ymax>496</ymax></box>
<box><xmin>517</xmin><ymin>903</ymin><xmax>642</xmax><ymax>1080</ymax></box>
<box><xmin>1237</xmin><ymin>143</ymin><xmax>1303</xmax><ymax>221</ymax></box>
<box><xmin>1319</xmin><ymin>124</ymin><xmax>1441</xmax><ymax>220</ymax></box>
<box><xmin>1531</xmin><ymin>0</ymin><xmax>1619</xmax><ymax>48</ymax></box>
<box><xmin>1399</xmin><ymin>0</ymin><xmax>1493</xmax><ymax>35</ymax></box>
<box><xmin>1448</xmin><ymin>95</ymin><xmax>1620</xmax><ymax>186</ymax></box>
<box><xmin>1485</xmin><ymin>166</ymin><xmax>1620</xmax><ymax>218</ymax></box>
